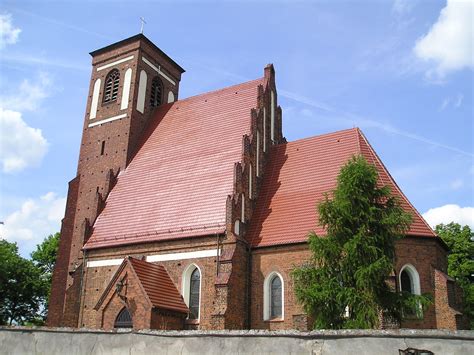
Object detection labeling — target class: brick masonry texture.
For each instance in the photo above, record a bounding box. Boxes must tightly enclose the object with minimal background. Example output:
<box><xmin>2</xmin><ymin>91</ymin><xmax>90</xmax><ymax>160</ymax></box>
<box><xmin>48</xmin><ymin>34</ymin><xmax>466</xmax><ymax>331</ymax></box>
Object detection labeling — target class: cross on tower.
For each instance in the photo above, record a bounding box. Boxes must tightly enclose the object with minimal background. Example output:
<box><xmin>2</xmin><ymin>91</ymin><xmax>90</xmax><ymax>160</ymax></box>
<box><xmin>140</xmin><ymin>17</ymin><xmax>147</xmax><ymax>34</ymax></box>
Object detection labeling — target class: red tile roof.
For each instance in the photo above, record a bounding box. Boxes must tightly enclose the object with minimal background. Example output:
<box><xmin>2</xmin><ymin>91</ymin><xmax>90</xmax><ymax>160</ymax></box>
<box><xmin>128</xmin><ymin>257</ymin><xmax>188</xmax><ymax>313</ymax></box>
<box><xmin>84</xmin><ymin>78</ymin><xmax>262</xmax><ymax>250</ymax></box>
<box><xmin>247</xmin><ymin>128</ymin><xmax>436</xmax><ymax>248</ymax></box>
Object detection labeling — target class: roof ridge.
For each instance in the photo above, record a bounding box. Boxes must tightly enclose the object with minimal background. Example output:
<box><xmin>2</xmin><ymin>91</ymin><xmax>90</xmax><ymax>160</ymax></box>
<box><xmin>126</xmin><ymin>257</ymin><xmax>154</xmax><ymax>308</ymax></box>
<box><xmin>175</xmin><ymin>77</ymin><xmax>263</xmax><ymax>104</ymax></box>
<box><xmin>357</xmin><ymin>129</ymin><xmax>436</xmax><ymax>237</ymax></box>
<box><xmin>285</xmin><ymin>127</ymin><xmax>360</xmax><ymax>146</ymax></box>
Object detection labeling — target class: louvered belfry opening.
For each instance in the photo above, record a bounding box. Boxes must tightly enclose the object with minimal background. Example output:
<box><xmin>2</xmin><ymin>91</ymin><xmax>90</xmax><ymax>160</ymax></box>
<box><xmin>114</xmin><ymin>307</ymin><xmax>133</xmax><ymax>328</ymax></box>
<box><xmin>103</xmin><ymin>69</ymin><xmax>120</xmax><ymax>103</ymax></box>
<box><xmin>150</xmin><ymin>76</ymin><xmax>163</xmax><ymax>108</ymax></box>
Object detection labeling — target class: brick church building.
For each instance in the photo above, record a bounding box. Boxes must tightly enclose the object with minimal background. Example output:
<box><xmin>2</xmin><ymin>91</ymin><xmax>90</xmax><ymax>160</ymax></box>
<box><xmin>48</xmin><ymin>34</ymin><xmax>464</xmax><ymax>331</ymax></box>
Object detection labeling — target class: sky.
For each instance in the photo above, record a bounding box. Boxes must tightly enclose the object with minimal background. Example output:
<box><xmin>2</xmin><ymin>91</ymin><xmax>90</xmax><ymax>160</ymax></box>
<box><xmin>0</xmin><ymin>0</ymin><xmax>473</xmax><ymax>257</ymax></box>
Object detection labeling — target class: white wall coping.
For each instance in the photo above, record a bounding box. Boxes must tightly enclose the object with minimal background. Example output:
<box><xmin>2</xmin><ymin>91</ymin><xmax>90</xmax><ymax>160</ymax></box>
<box><xmin>88</xmin><ymin>114</ymin><xmax>127</xmax><ymax>128</ymax></box>
<box><xmin>142</xmin><ymin>56</ymin><xmax>176</xmax><ymax>86</ymax></box>
<box><xmin>96</xmin><ymin>56</ymin><xmax>134</xmax><ymax>72</ymax></box>
<box><xmin>86</xmin><ymin>249</ymin><xmax>220</xmax><ymax>268</ymax></box>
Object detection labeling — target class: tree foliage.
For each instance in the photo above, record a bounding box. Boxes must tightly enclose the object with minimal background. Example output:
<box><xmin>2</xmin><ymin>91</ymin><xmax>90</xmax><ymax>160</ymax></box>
<box><xmin>0</xmin><ymin>233</ymin><xmax>60</xmax><ymax>325</ymax></box>
<box><xmin>292</xmin><ymin>155</ymin><xmax>430</xmax><ymax>329</ymax></box>
<box><xmin>31</xmin><ymin>232</ymin><xmax>60</xmax><ymax>301</ymax></box>
<box><xmin>435</xmin><ymin>223</ymin><xmax>474</xmax><ymax>329</ymax></box>
<box><xmin>0</xmin><ymin>240</ymin><xmax>46</xmax><ymax>325</ymax></box>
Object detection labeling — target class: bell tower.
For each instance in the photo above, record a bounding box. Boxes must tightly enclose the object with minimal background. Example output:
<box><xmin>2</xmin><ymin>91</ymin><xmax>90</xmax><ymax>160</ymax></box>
<box><xmin>48</xmin><ymin>34</ymin><xmax>185</xmax><ymax>327</ymax></box>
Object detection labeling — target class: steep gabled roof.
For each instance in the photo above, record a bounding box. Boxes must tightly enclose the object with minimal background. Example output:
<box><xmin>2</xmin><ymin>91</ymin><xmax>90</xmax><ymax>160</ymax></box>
<box><xmin>247</xmin><ymin>128</ymin><xmax>436</xmax><ymax>248</ymax></box>
<box><xmin>128</xmin><ymin>258</ymin><xmax>188</xmax><ymax>313</ymax></box>
<box><xmin>95</xmin><ymin>256</ymin><xmax>188</xmax><ymax>314</ymax></box>
<box><xmin>84</xmin><ymin>78</ymin><xmax>262</xmax><ymax>250</ymax></box>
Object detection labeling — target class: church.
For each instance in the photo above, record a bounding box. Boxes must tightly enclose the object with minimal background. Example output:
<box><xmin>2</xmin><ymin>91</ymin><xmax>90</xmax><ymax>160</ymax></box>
<box><xmin>48</xmin><ymin>34</ymin><xmax>464</xmax><ymax>331</ymax></box>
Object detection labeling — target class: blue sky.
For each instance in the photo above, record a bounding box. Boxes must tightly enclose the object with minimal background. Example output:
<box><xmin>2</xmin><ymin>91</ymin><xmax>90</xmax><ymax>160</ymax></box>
<box><xmin>0</xmin><ymin>0</ymin><xmax>473</xmax><ymax>257</ymax></box>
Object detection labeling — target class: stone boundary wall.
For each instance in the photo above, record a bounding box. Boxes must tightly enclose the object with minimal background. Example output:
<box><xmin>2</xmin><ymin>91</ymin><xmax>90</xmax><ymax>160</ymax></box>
<box><xmin>0</xmin><ymin>327</ymin><xmax>473</xmax><ymax>355</ymax></box>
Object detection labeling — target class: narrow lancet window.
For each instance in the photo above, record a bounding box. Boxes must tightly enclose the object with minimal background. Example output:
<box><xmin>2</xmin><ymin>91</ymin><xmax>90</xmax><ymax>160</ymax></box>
<box><xmin>189</xmin><ymin>268</ymin><xmax>200</xmax><ymax>319</ymax></box>
<box><xmin>270</xmin><ymin>275</ymin><xmax>282</xmax><ymax>318</ymax></box>
<box><xmin>401</xmin><ymin>270</ymin><xmax>413</xmax><ymax>294</ymax></box>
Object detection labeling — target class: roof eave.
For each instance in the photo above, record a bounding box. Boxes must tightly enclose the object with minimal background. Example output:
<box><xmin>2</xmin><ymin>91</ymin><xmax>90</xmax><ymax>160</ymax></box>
<box><xmin>89</xmin><ymin>33</ymin><xmax>185</xmax><ymax>73</ymax></box>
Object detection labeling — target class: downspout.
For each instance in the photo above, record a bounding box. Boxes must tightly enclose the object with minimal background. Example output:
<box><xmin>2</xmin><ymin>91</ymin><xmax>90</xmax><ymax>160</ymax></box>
<box><xmin>247</xmin><ymin>244</ymin><xmax>252</xmax><ymax>329</ymax></box>
<box><xmin>216</xmin><ymin>232</ymin><xmax>221</xmax><ymax>276</ymax></box>
<box><xmin>78</xmin><ymin>249</ymin><xmax>88</xmax><ymax>327</ymax></box>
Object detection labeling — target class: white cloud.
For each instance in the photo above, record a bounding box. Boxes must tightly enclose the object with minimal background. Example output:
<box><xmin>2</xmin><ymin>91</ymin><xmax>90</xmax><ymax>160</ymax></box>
<box><xmin>414</xmin><ymin>0</ymin><xmax>474</xmax><ymax>78</ymax></box>
<box><xmin>0</xmin><ymin>72</ymin><xmax>53</xmax><ymax>112</ymax></box>
<box><xmin>440</xmin><ymin>98</ymin><xmax>450</xmax><ymax>110</ymax></box>
<box><xmin>0</xmin><ymin>192</ymin><xmax>66</xmax><ymax>256</ymax></box>
<box><xmin>440</xmin><ymin>93</ymin><xmax>464</xmax><ymax>110</ymax></box>
<box><xmin>450</xmin><ymin>178</ymin><xmax>464</xmax><ymax>190</ymax></box>
<box><xmin>392</xmin><ymin>0</ymin><xmax>415</xmax><ymax>15</ymax></box>
<box><xmin>454</xmin><ymin>93</ymin><xmax>464</xmax><ymax>108</ymax></box>
<box><xmin>0</xmin><ymin>108</ymin><xmax>48</xmax><ymax>173</ymax></box>
<box><xmin>422</xmin><ymin>204</ymin><xmax>474</xmax><ymax>229</ymax></box>
<box><xmin>0</xmin><ymin>13</ymin><xmax>21</xmax><ymax>49</ymax></box>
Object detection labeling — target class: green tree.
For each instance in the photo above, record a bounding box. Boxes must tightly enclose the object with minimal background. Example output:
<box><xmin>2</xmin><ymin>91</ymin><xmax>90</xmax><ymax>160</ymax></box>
<box><xmin>292</xmin><ymin>155</ymin><xmax>430</xmax><ymax>329</ymax></box>
<box><xmin>435</xmin><ymin>223</ymin><xmax>474</xmax><ymax>329</ymax></box>
<box><xmin>30</xmin><ymin>232</ymin><xmax>60</xmax><ymax>321</ymax></box>
<box><xmin>0</xmin><ymin>240</ymin><xmax>47</xmax><ymax>325</ymax></box>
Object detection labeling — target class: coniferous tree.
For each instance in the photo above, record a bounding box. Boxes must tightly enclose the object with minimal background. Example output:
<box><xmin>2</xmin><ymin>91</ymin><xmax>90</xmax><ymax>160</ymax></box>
<box><xmin>292</xmin><ymin>155</ymin><xmax>430</xmax><ymax>329</ymax></box>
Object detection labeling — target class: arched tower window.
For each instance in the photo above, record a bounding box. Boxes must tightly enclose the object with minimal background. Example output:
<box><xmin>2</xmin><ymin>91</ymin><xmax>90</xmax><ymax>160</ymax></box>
<box><xmin>263</xmin><ymin>272</ymin><xmax>284</xmax><ymax>320</ymax></box>
<box><xmin>182</xmin><ymin>264</ymin><xmax>201</xmax><ymax>320</ymax></box>
<box><xmin>103</xmin><ymin>69</ymin><xmax>120</xmax><ymax>103</ymax></box>
<box><xmin>149</xmin><ymin>76</ymin><xmax>163</xmax><ymax>108</ymax></box>
<box><xmin>114</xmin><ymin>307</ymin><xmax>132</xmax><ymax>328</ymax></box>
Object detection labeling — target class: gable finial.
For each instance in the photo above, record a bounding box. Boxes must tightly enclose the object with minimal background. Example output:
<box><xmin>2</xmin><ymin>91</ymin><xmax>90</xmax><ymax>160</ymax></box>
<box><xmin>140</xmin><ymin>17</ymin><xmax>147</xmax><ymax>34</ymax></box>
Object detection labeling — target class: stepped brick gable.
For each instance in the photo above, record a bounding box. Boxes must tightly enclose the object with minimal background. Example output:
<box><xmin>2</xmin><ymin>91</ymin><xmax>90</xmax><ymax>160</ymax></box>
<box><xmin>48</xmin><ymin>34</ymin><xmax>466</xmax><ymax>331</ymax></box>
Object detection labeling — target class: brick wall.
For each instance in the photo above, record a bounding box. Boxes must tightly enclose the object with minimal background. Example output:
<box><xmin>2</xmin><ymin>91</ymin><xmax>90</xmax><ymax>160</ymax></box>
<box><xmin>48</xmin><ymin>35</ymin><xmax>183</xmax><ymax>327</ymax></box>
<box><xmin>395</xmin><ymin>237</ymin><xmax>448</xmax><ymax>329</ymax></box>
<box><xmin>81</xmin><ymin>236</ymin><xmax>221</xmax><ymax>330</ymax></box>
<box><xmin>100</xmin><ymin>272</ymin><xmax>152</xmax><ymax>330</ymax></box>
<box><xmin>250</xmin><ymin>237</ymin><xmax>457</xmax><ymax>331</ymax></box>
<box><xmin>250</xmin><ymin>243</ymin><xmax>310</xmax><ymax>330</ymax></box>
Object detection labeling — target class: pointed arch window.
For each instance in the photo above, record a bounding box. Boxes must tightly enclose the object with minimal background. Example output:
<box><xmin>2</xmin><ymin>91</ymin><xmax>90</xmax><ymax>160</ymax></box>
<box><xmin>270</xmin><ymin>275</ymin><xmax>282</xmax><ymax>318</ymax></box>
<box><xmin>189</xmin><ymin>268</ymin><xmax>201</xmax><ymax>320</ymax></box>
<box><xmin>103</xmin><ymin>69</ymin><xmax>120</xmax><ymax>103</ymax></box>
<box><xmin>263</xmin><ymin>272</ymin><xmax>284</xmax><ymax>320</ymax></box>
<box><xmin>182</xmin><ymin>264</ymin><xmax>201</xmax><ymax>321</ymax></box>
<box><xmin>399</xmin><ymin>264</ymin><xmax>422</xmax><ymax>318</ymax></box>
<box><xmin>149</xmin><ymin>76</ymin><xmax>163</xmax><ymax>108</ymax></box>
<box><xmin>399</xmin><ymin>264</ymin><xmax>421</xmax><ymax>295</ymax></box>
<box><xmin>114</xmin><ymin>307</ymin><xmax>132</xmax><ymax>328</ymax></box>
